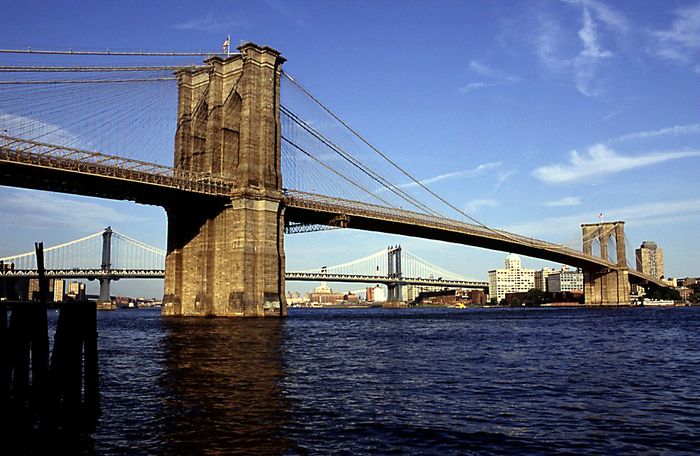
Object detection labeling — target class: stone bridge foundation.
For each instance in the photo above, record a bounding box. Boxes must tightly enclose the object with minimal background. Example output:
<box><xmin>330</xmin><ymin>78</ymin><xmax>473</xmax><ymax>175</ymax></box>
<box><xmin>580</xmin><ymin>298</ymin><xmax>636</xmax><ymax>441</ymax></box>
<box><xmin>162</xmin><ymin>43</ymin><xmax>287</xmax><ymax>317</ymax></box>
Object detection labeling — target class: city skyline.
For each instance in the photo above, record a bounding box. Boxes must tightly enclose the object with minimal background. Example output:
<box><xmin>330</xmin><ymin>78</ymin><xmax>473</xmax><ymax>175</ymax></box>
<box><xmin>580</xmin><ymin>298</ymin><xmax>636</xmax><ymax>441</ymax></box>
<box><xmin>1</xmin><ymin>0</ymin><xmax>699</xmax><ymax>297</ymax></box>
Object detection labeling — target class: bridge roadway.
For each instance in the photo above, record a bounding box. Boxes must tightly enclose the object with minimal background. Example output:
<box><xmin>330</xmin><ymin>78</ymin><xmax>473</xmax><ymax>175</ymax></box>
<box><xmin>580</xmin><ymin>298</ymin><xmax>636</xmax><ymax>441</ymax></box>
<box><xmin>0</xmin><ymin>136</ymin><xmax>664</xmax><ymax>288</ymax></box>
<box><xmin>0</xmin><ymin>269</ymin><xmax>488</xmax><ymax>289</ymax></box>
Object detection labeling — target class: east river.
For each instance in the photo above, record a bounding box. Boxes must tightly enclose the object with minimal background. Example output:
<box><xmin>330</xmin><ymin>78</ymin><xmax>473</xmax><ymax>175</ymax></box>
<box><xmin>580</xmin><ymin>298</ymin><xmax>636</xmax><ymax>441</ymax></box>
<box><xmin>9</xmin><ymin>306</ymin><xmax>700</xmax><ymax>454</ymax></box>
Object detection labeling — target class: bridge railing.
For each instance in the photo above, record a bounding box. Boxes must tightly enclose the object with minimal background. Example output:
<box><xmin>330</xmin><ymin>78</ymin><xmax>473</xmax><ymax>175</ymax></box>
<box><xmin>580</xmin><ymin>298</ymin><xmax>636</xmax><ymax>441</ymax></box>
<box><xmin>284</xmin><ymin>190</ymin><xmax>584</xmax><ymax>254</ymax></box>
<box><xmin>0</xmin><ymin>135</ymin><xmax>235</xmax><ymax>196</ymax></box>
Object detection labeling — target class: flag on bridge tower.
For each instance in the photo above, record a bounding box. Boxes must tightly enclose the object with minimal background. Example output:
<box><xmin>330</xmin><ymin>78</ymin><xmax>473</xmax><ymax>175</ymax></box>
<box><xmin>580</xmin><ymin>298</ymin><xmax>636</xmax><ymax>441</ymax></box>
<box><xmin>598</xmin><ymin>213</ymin><xmax>603</xmax><ymax>222</ymax></box>
<box><xmin>222</xmin><ymin>35</ymin><xmax>231</xmax><ymax>56</ymax></box>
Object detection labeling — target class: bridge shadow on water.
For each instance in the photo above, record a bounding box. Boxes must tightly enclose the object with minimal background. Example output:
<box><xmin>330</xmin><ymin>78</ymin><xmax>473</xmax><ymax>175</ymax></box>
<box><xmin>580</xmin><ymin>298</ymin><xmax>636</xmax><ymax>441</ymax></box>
<box><xmin>155</xmin><ymin>317</ymin><xmax>294</xmax><ymax>455</ymax></box>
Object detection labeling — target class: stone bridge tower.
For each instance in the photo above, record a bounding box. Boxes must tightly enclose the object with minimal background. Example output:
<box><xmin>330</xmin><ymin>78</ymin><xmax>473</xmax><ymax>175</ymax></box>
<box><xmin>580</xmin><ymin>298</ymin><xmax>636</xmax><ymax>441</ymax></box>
<box><xmin>581</xmin><ymin>221</ymin><xmax>630</xmax><ymax>305</ymax></box>
<box><xmin>163</xmin><ymin>43</ymin><xmax>286</xmax><ymax>317</ymax></box>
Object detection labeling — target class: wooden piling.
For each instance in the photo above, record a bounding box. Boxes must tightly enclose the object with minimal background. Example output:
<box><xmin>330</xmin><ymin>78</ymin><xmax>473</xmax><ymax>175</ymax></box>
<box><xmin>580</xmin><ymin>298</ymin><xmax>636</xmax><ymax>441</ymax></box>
<box><xmin>1</xmin><ymin>243</ymin><xmax>100</xmax><ymax>432</ymax></box>
<box><xmin>1</xmin><ymin>302</ymin><xmax>8</xmax><ymax>404</ymax></box>
<box><xmin>50</xmin><ymin>300</ymin><xmax>99</xmax><ymax>429</ymax></box>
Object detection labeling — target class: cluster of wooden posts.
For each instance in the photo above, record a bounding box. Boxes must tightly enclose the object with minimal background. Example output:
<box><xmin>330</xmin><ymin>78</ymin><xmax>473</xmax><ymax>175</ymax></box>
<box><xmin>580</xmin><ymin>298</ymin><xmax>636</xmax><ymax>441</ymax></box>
<box><xmin>0</xmin><ymin>242</ymin><xmax>99</xmax><ymax>433</ymax></box>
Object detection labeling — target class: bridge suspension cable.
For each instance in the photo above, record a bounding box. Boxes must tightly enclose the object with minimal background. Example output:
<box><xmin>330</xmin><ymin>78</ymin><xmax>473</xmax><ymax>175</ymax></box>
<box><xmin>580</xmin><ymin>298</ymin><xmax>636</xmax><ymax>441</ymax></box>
<box><xmin>0</xmin><ymin>66</ymin><xmax>204</xmax><ymax>72</ymax></box>
<box><xmin>0</xmin><ymin>229</ymin><xmax>165</xmax><ymax>272</ymax></box>
<box><xmin>0</xmin><ymin>48</ymin><xmax>224</xmax><ymax>57</ymax></box>
<box><xmin>295</xmin><ymin>246</ymin><xmax>479</xmax><ymax>282</ymax></box>
<box><xmin>0</xmin><ymin>54</ymin><xmax>180</xmax><ymax>165</ymax></box>
<box><xmin>280</xmin><ymin>105</ymin><xmax>441</xmax><ymax>217</ymax></box>
<box><xmin>280</xmin><ymin>71</ymin><xmax>531</xmax><ymax>246</ymax></box>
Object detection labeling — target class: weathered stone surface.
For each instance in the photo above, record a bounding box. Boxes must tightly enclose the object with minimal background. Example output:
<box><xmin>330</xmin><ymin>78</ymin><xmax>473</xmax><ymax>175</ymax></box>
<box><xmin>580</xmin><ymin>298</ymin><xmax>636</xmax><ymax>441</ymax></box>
<box><xmin>581</xmin><ymin>222</ymin><xmax>631</xmax><ymax>305</ymax></box>
<box><xmin>163</xmin><ymin>43</ymin><xmax>287</xmax><ymax>317</ymax></box>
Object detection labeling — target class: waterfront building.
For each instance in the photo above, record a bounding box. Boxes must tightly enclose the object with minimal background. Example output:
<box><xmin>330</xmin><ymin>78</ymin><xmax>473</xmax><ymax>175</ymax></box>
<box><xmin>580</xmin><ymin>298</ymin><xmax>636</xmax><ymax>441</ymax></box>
<box><xmin>534</xmin><ymin>267</ymin><xmax>556</xmax><ymax>291</ymax></box>
<box><xmin>53</xmin><ymin>279</ymin><xmax>65</xmax><ymax>302</ymax></box>
<box><xmin>636</xmin><ymin>241</ymin><xmax>664</xmax><ymax>279</ymax></box>
<box><xmin>66</xmin><ymin>281</ymin><xmax>86</xmax><ymax>300</ymax></box>
<box><xmin>405</xmin><ymin>284</ymin><xmax>446</xmax><ymax>302</ymax></box>
<box><xmin>309</xmin><ymin>281</ymin><xmax>344</xmax><ymax>304</ymax></box>
<box><xmin>488</xmin><ymin>253</ymin><xmax>535</xmax><ymax>303</ymax></box>
<box><xmin>546</xmin><ymin>267</ymin><xmax>583</xmax><ymax>293</ymax></box>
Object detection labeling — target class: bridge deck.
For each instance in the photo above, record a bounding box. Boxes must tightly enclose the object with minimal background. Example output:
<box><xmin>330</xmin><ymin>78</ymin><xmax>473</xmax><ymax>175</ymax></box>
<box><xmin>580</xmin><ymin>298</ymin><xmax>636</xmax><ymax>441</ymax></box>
<box><xmin>0</xmin><ymin>269</ymin><xmax>486</xmax><ymax>288</ymax></box>
<box><xmin>0</xmin><ymin>137</ymin><xmax>664</xmax><ymax>288</ymax></box>
<box><xmin>0</xmin><ymin>136</ymin><xmax>231</xmax><ymax>205</ymax></box>
<box><xmin>283</xmin><ymin>191</ymin><xmax>664</xmax><ymax>287</ymax></box>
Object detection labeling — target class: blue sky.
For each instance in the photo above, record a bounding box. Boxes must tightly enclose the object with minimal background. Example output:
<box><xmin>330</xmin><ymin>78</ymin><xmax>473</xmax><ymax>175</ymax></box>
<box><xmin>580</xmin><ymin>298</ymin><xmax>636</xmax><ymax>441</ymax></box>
<box><xmin>1</xmin><ymin>0</ymin><xmax>699</xmax><ymax>297</ymax></box>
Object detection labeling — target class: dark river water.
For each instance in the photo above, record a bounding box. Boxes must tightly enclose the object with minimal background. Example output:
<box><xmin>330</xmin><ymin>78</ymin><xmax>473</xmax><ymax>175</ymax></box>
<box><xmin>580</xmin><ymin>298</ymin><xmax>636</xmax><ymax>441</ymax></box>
<box><xmin>7</xmin><ymin>306</ymin><xmax>700</xmax><ymax>454</ymax></box>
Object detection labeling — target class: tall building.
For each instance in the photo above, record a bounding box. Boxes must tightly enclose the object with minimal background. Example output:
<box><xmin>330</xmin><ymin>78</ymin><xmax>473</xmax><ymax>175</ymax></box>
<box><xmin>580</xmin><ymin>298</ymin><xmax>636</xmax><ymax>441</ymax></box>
<box><xmin>488</xmin><ymin>253</ymin><xmax>535</xmax><ymax>303</ymax></box>
<box><xmin>636</xmin><ymin>241</ymin><xmax>664</xmax><ymax>279</ymax></box>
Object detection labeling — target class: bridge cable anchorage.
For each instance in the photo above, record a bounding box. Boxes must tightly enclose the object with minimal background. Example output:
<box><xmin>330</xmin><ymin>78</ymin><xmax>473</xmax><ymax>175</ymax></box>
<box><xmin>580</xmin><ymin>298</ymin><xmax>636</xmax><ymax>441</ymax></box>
<box><xmin>281</xmin><ymin>106</ymin><xmax>443</xmax><ymax>217</ymax></box>
<box><xmin>0</xmin><ymin>48</ymin><xmax>229</xmax><ymax>57</ymax></box>
<box><xmin>281</xmin><ymin>71</ymin><xmax>529</xmax><ymax>245</ymax></box>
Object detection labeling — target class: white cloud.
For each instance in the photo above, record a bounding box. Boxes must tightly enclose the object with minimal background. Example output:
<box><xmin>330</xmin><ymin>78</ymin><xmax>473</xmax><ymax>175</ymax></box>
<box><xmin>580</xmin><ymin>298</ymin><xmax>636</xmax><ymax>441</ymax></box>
<box><xmin>494</xmin><ymin>170</ymin><xmax>515</xmax><ymax>190</ymax></box>
<box><xmin>562</xmin><ymin>0</ymin><xmax>629</xmax><ymax>33</ymax></box>
<box><xmin>469</xmin><ymin>61</ymin><xmax>511</xmax><ymax>79</ymax></box>
<box><xmin>544</xmin><ymin>196</ymin><xmax>582</xmax><ymax>207</ymax></box>
<box><xmin>458</xmin><ymin>82</ymin><xmax>496</xmax><ymax>93</ymax></box>
<box><xmin>535</xmin><ymin>1</ymin><xmax>627</xmax><ymax>96</ymax></box>
<box><xmin>504</xmin><ymin>199</ymin><xmax>700</xmax><ymax>237</ymax></box>
<box><xmin>601</xmin><ymin>107</ymin><xmax>624</xmax><ymax>121</ymax></box>
<box><xmin>0</xmin><ymin>113</ymin><xmax>85</xmax><ymax>148</ymax></box>
<box><xmin>649</xmin><ymin>2</ymin><xmax>700</xmax><ymax>63</ymax></box>
<box><xmin>572</xmin><ymin>7</ymin><xmax>613</xmax><ymax>96</ymax></box>
<box><xmin>535</xmin><ymin>15</ymin><xmax>570</xmax><ymax>73</ymax></box>
<box><xmin>465</xmin><ymin>199</ymin><xmax>498</xmax><ymax>213</ymax></box>
<box><xmin>0</xmin><ymin>189</ymin><xmax>144</xmax><ymax>232</ymax></box>
<box><xmin>612</xmin><ymin>123</ymin><xmax>700</xmax><ymax>143</ymax></box>
<box><xmin>459</xmin><ymin>60</ymin><xmax>521</xmax><ymax>93</ymax></box>
<box><xmin>389</xmin><ymin>162</ymin><xmax>502</xmax><ymax>191</ymax></box>
<box><xmin>533</xmin><ymin>144</ymin><xmax>700</xmax><ymax>183</ymax></box>
<box><xmin>175</xmin><ymin>12</ymin><xmax>246</xmax><ymax>32</ymax></box>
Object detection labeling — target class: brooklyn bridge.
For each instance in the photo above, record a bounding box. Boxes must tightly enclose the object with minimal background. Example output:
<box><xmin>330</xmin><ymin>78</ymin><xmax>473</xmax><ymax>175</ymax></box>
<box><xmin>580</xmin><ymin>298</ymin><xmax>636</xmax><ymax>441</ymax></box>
<box><xmin>0</xmin><ymin>42</ymin><xmax>666</xmax><ymax>316</ymax></box>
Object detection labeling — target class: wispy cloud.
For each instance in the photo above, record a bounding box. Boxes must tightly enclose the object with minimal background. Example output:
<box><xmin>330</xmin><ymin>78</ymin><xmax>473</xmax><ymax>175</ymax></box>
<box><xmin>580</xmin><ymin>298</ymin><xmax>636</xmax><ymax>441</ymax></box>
<box><xmin>175</xmin><ymin>12</ymin><xmax>246</xmax><ymax>32</ymax></box>
<box><xmin>562</xmin><ymin>0</ymin><xmax>629</xmax><ymax>32</ymax></box>
<box><xmin>572</xmin><ymin>6</ymin><xmax>614</xmax><ymax>96</ymax></box>
<box><xmin>611</xmin><ymin>123</ymin><xmax>700</xmax><ymax>143</ymax></box>
<box><xmin>458</xmin><ymin>82</ymin><xmax>497</xmax><ymax>93</ymax></box>
<box><xmin>494</xmin><ymin>170</ymin><xmax>515</xmax><ymax>190</ymax></box>
<box><xmin>0</xmin><ymin>113</ymin><xmax>85</xmax><ymax>148</ymax></box>
<box><xmin>544</xmin><ymin>196</ymin><xmax>582</xmax><ymax>207</ymax></box>
<box><xmin>263</xmin><ymin>0</ymin><xmax>310</xmax><ymax>30</ymax></box>
<box><xmin>465</xmin><ymin>198</ymin><xmax>498</xmax><ymax>213</ymax></box>
<box><xmin>533</xmin><ymin>144</ymin><xmax>700</xmax><ymax>183</ymax></box>
<box><xmin>0</xmin><ymin>189</ymin><xmax>143</xmax><ymax>232</ymax></box>
<box><xmin>390</xmin><ymin>162</ymin><xmax>502</xmax><ymax>191</ymax></box>
<box><xmin>505</xmin><ymin>199</ymin><xmax>700</xmax><ymax>237</ymax></box>
<box><xmin>535</xmin><ymin>14</ymin><xmax>571</xmax><ymax>73</ymax></box>
<box><xmin>459</xmin><ymin>60</ymin><xmax>520</xmax><ymax>93</ymax></box>
<box><xmin>601</xmin><ymin>107</ymin><xmax>624</xmax><ymax>122</ymax></box>
<box><xmin>535</xmin><ymin>1</ymin><xmax>627</xmax><ymax>96</ymax></box>
<box><xmin>649</xmin><ymin>2</ymin><xmax>700</xmax><ymax>64</ymax></box>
